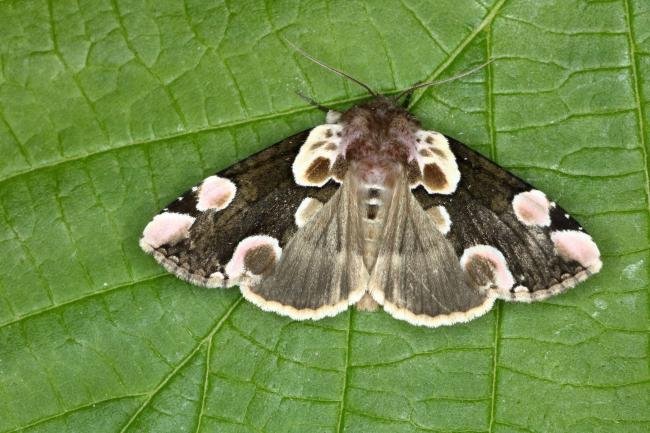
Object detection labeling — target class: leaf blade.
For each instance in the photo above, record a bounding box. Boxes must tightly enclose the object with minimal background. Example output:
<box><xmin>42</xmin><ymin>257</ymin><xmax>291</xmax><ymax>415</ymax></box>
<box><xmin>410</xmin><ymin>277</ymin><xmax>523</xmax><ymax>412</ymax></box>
<box><xmin>0</xmin><ymin>1</ymin><xmax>648</xmax><ymax>432</ymax></box>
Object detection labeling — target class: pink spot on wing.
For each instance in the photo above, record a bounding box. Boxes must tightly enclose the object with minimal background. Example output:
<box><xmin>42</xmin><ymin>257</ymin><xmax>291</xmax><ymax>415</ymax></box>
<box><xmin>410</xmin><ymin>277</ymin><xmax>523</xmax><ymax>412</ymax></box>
<box><xmin>225</xmin><ymin>235</ymin><xmax>281</xmax><ymax>279</ymax></box>
<box><xmin>142</xmin><ymin>212</ymin><xmax>195</xmax><ymax>248</ymax></box>
<box><xmin>512</xmin><ymin>190</ymin><xmax>551</xmax><ymax>227</ymax></box>
<box><xmin>196</xmin><ymin>176</ymin><xmax>236</xmax><ymax>211</ymax></box>
<box><xmin>460</xmin><ymin>245</ymin><xmax>515</xmax><ymax>290</ymax></box>
<box><xmin>551</xmin><ymin>230</ymin><xmax>602</xmax><ymax>272</ymax></box>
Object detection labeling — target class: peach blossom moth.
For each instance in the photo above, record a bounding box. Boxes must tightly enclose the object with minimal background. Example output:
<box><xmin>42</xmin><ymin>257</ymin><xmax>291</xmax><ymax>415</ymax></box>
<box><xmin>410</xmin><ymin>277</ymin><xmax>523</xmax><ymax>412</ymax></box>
<box><xmin>140</xmin><ymin>45</ymin><xmax>601</xmax><ymax>327</ymax></box>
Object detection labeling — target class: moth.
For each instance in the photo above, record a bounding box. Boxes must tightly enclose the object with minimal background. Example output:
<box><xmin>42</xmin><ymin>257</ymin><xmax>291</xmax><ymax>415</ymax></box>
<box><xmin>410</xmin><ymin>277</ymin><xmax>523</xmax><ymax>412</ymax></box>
<box><xmin>140</xmin><ymin>45</ymin><xmax>601</xmax><ymax>327</ymax></box>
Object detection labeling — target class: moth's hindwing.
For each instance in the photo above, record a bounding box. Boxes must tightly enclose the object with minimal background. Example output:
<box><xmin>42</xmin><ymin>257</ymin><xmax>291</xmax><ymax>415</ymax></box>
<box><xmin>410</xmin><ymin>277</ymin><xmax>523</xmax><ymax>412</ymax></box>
<box><xmin>140</xmin><ymin>128</ymin><xmax>339</xmax><ymax>289</ymax></box>
<box><xmin>242</xmin><ymin>177</ymin><xmax>368</xmax><ymax>320</ymax></box>
<box><xmin>414</xmin><ymin>132</ymin><xmax>602</xmax><ymax>304</ymax></box>
<box><xmin>368</xmin><ymin>174</ymin><xmax>495</xmax><ymax>327</ymax></box>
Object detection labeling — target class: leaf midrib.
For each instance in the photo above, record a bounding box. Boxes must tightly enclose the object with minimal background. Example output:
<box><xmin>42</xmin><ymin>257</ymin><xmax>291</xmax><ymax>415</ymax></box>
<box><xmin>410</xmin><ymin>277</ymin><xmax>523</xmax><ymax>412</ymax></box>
<box><xmin>622</xmin><ymin>1</ymin><xmax>650</xmax><ymax>416</ymax></box>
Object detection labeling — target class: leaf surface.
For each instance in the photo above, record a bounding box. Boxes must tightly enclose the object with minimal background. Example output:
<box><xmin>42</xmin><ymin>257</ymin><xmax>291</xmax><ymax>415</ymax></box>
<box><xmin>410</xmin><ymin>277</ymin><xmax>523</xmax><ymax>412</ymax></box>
<box><xmin>0</xmin><ymin>1</ymin><xmax>648</xmax><ymax>432</ymax></box>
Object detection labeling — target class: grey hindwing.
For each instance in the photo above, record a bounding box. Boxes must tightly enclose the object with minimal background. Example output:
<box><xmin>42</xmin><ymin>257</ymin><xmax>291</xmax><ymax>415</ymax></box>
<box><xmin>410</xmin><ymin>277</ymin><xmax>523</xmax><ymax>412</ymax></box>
<box><xmin>369</xmin><ymin>176</ymin><xmax>490</xmax><ymax>325</ymax></box>
<box><xmin>245</xmin><ymin>178</ymin><xmax>368</xmax><ymax>319</ymax></box>
<box><xmin>415</xmin><ymin>135</ymin><xmax>596</xmax><ymax>300</ymax></box>
<box><xmin>146</xmin><ymin>130</ymin><xmax>338</xmax><ymax>286</ymax></box>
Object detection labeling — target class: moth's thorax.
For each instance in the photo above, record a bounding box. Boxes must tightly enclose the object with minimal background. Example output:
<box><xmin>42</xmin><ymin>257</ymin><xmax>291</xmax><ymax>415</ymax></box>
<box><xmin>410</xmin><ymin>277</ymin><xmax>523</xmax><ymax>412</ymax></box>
<box><xmin>341</xmin><ymin>96</ymin><xmax>419</xmax><ymax>185</ymax></box>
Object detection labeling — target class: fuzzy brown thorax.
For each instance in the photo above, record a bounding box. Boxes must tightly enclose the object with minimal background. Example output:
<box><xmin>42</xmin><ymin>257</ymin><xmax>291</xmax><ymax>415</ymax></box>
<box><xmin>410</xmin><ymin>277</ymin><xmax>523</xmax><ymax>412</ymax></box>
<box><xmin>341</xmin><ymin>96</ymin><xmax>420</xmax><ymax>187</ymax></box>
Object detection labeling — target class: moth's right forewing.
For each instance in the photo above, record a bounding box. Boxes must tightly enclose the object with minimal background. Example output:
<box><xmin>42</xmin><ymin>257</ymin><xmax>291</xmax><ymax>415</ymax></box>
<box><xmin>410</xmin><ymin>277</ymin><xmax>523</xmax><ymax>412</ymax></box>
<box><xmin>414</xmin><ymin>133</ymin><xmax>602</xmax><ymax>302</ymax></box>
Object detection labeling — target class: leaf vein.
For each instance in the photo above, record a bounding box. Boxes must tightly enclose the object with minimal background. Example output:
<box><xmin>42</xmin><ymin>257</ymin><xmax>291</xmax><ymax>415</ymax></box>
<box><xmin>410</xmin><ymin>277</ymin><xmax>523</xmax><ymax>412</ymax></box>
<box><xmin>335</xmin><ymin>309</ymin><xmax>353</xmax><ymax>433</ymax></box>
<box><xmin>0</xmin><ymin>273</ymin><xmax>166</xmax><ymax>331</ymax></box>
<box><xmin>408</xmin><ymin>0</ymin><xmax>508</xmax><ymax>109</ymax></box>
<box><xmin>116</xmin><ymin>296</ymin><xmax>243</xmax><ymax>433</ymax></box>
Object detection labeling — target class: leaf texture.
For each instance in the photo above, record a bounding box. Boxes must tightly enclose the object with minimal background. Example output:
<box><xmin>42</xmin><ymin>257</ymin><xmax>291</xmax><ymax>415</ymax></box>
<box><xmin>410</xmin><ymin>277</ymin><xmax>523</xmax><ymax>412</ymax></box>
<box><xmin>0</xmin><ymin>0</ymin><xmax>648</xmax><ymax>432</ymax></box>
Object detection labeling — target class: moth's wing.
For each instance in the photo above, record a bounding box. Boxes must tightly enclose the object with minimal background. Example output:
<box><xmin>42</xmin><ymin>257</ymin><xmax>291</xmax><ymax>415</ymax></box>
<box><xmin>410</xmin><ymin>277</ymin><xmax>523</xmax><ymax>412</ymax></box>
<box><xmin>241</xmin><ymin>179</ymin><xmax>368</xmax><ymax>320</ymax></box>
<box><xmin>413</xmin><ymin>131</ymin><xmax>602</xmax><ymax>302</ymax></box>
<box><xmin>368</xmin><ymin>175</ymin><xmax>494</xmax><ymax>327</ymax></box>
<box><xmin>139</xmin><ymin>127</ymin><xmax>342</xmax><ymax>288</ymax></box>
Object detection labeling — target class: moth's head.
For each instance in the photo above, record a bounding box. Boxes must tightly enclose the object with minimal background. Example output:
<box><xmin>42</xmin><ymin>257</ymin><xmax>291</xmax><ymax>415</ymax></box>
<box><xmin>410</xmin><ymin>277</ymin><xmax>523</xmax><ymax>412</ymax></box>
<box><xmin>340</xmin><ymin>96</ymin><xmax>421</xmax><ymax>167</ymax></box>
<box><xmin>350</xmin><ymin>95</ymin><xmax>416</xmax><ymax>117</ymax></box>
<box><xmin>340</xmin><ymin>95</ymin><xmax>420</xmax><ymax>136</ymax></box>
<box><xmin>285</xmin><ymin>40</ymin><xmax>490</xmax><ymax>172</ymax></box>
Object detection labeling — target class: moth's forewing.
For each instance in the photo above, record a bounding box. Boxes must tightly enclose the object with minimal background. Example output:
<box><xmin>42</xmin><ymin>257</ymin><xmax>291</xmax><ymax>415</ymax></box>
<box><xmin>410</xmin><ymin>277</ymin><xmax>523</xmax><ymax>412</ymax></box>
<box><xmin>414</xmin><ymin>135</ymin><xmax>601</xmax><ymax>302</ymax></box>
<box><xmin>140</xmin><ymin>129</ymin><xmax>338</xmax><ymax>288</ymax></box>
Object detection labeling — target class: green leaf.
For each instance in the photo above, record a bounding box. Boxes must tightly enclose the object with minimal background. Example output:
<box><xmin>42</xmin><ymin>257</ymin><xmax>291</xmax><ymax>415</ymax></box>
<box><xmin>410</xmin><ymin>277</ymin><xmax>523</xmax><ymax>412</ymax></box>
<box><xmin>0</xmin><ymin>0</ymin><xmax>648</xmax><ymax>432</ymax></box>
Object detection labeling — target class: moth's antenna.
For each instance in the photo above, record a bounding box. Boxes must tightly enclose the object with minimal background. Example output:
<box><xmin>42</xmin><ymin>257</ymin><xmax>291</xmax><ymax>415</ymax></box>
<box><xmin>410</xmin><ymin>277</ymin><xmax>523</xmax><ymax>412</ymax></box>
<box><xmin>295</xmin><ymin>90</ymin><xmax>332</xmax><ymax>113</ymax></box>
<box><xmin>395</xmin><ymin>60</ymin><xmax>493</xmax><ymax>102</ymax></box>
<box><xmin>283</xmin><ymin>37</ymin><xmax>378</xmax><ymax>97</ymax></box>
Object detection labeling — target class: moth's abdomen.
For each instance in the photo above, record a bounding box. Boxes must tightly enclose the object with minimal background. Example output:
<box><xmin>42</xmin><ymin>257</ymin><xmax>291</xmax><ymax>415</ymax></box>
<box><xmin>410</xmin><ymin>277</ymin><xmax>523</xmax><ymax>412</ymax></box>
<box><xmin>357</xmin><ymin>181</ymin><xmax>391</xmax><ymax>271</ymax></box>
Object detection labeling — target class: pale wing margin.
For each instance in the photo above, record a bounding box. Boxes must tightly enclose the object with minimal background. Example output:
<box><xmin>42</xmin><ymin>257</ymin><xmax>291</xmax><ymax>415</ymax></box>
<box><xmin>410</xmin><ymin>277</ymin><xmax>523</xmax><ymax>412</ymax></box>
<box><xmin>241</xmin><ymin>178</ymin><xmax>368</xmax><ymax>320</ymax></box>
<box><xmin>369</xmin><ymin>175</ymin><xmax>495</xmax><ymax>327</ymax></box>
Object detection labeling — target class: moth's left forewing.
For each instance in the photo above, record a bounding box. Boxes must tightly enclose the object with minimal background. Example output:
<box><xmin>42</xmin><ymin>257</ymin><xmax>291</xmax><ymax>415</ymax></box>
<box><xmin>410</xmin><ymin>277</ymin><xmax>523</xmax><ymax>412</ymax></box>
<box><xmin>140</xmin><ymin>113</ymin><xmax>365</xmax><ymax>320</ymax></box>
<box><xmin>414</xmin><ymin>132</ymin><xmax>602</xmax><ymax>303</ymax></box>
<box><xmin>140</xmin><ymin>129</ymin><xmax>339</xmax><ymax>289</ymax></box>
